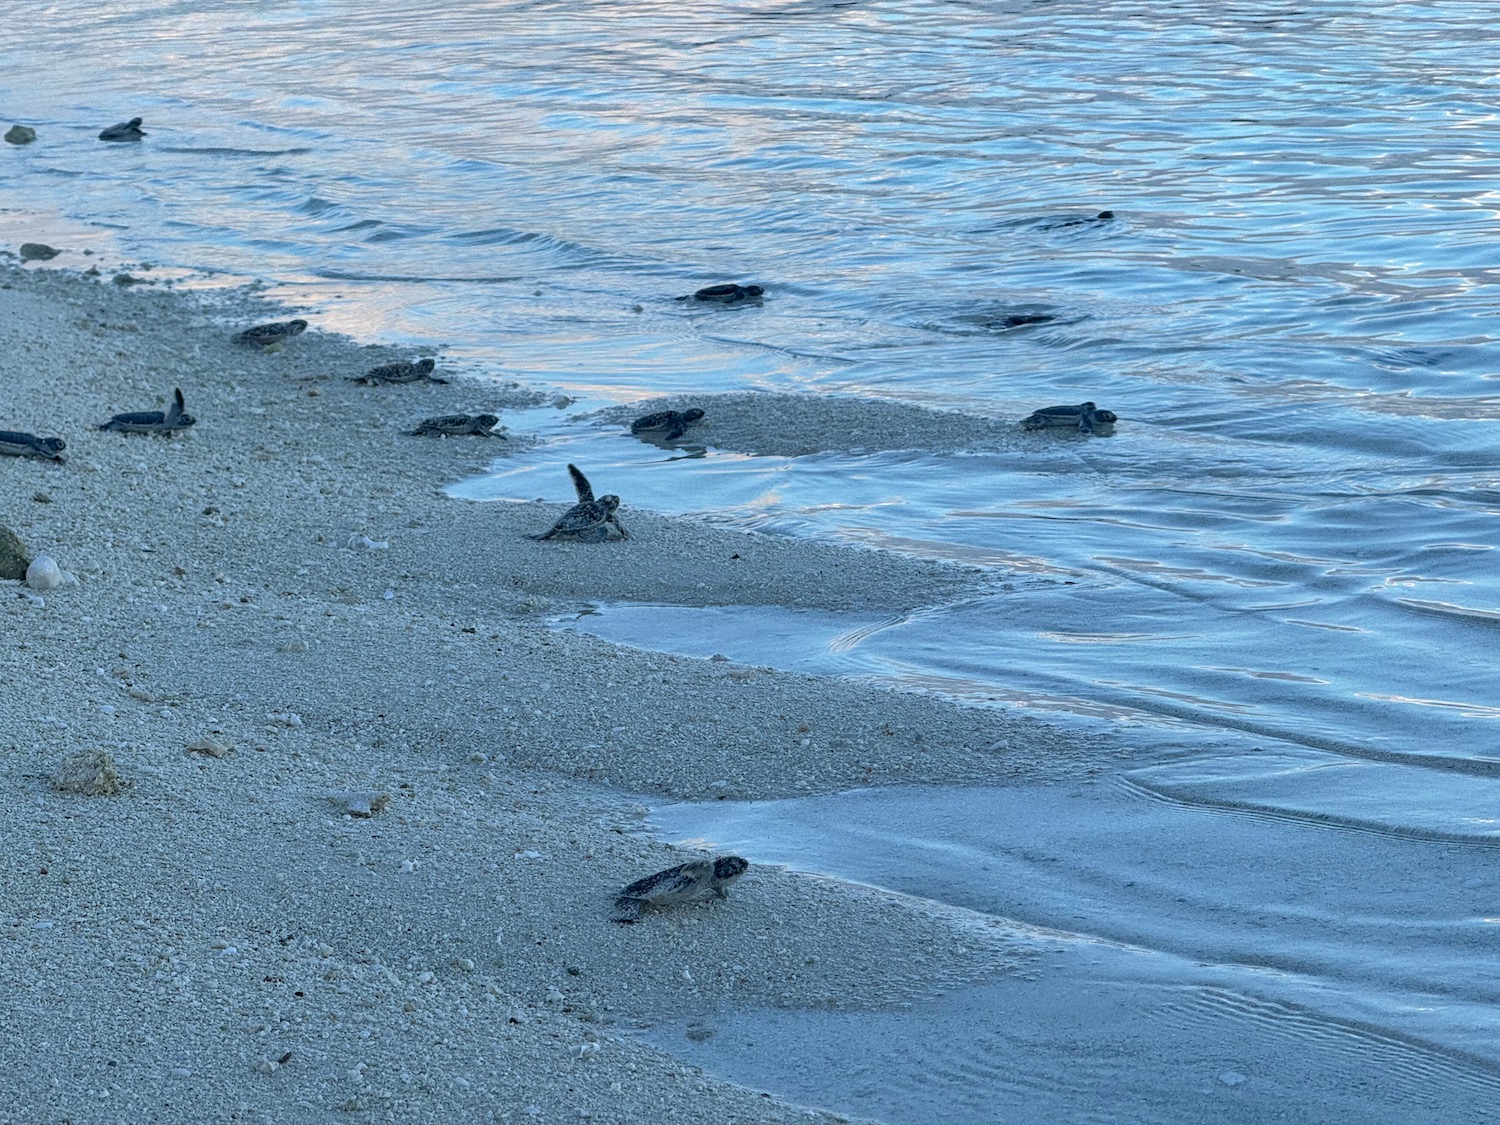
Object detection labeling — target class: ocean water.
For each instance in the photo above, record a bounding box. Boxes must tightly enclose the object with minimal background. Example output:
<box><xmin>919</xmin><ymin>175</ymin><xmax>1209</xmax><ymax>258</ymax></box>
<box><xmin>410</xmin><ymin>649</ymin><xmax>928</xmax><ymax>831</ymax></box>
<box><xmin>5</xmin><ymin>2</ymin><xmax>1500</xmax><ymax>1118</ymax></box>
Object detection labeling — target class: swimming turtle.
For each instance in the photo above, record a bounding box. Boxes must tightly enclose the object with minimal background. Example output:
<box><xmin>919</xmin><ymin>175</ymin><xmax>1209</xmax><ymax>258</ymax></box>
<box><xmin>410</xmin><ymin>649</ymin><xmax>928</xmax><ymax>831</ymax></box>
<box><xmin>528</xmin><ymin>463</ymin><xmax>628</xmax><ymax>542</ymax></box>
<box><xmin>0</xmin><ymin>431</ymin><xmax>66</xmax><ymax>462</ymax></box>
<box><xmin>351</xmin><ymin>358</ymin><xmax>447</xmax><ymax>385</ymax></box>
<box><xmin>994</xmin><ymin>313</ymin><xmax>1054</xmax><ymax>329</ymax></box>
<box><xmin>405</xmin><ymin>412</ymin><xmax>503</xmax><ymax>437</ymax></box>
<box><xmin>678</xmin><ymin>283</ymin><xmax>764</xmax><ymax>305</ymax></box>
<box><xmin>236</xmin><ymin>319</ymin><xmax>308</xmax><ymax>348</ymax></box>
<box><xmin>1021</xmin><ymin>401</ymin><xmax>1118</xmax><ymax>434</ymax></box>
<box><xmin>98</xmin><ymin>117</ymin><xmax>145</xmax><ymax>142</ymax></box>
<box><xmin>611</xmin><ymin>855</ymin><xmax>749</xmax><ymax>924</ymax></box>
<box><xmin>630</xmin><ymin>407</ymin><xmax>705</xmax><ymax>441</ymax></box>
<box><xmin>99</xmin><ymin>387</ymin><xmax>196</xmax><ymax>434</ymax></box>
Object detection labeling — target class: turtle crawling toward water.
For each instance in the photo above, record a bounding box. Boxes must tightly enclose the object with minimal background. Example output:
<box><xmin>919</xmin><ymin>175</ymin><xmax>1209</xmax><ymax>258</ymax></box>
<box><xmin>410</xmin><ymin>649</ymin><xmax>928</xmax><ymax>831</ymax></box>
<box><xmin>679</xmin><ymin>283</ymin><xmax>764</xmax><ymax>305</ymax></box>
<box><xmin>1021</xmin><ymin>401</ymin><xmax>1118</xmax><ymax>434</ymax></box>
<box><xmin>630</xmin><ymin>407</ymin><xmax>705</xmax><ymax>441</ymax></box>
<box><xmin>406</xmin><ymin>412</ymin><xmax>503</xmax><ymax>437</ymax></box>
<box><xmin>351</xmin><ymin>358</ymin><xmax>447</xmax><ymax>385</ymax></box>
<box><xmin>612</xmin><ymin>855</ymin><xmax>750</xmax><ymax>924</ymax></box>
<box><xmin>236</xmin><ymin>319</ymin><xmax>308</xmax><ymax>349</ymax></box>
<box><xmin>99</xmin><ymin>387</ymin><xmax>196</xmax><ymax>434</ymax></box>
<box><xmin>529</xmin><ymin>464</ymin><xmax>628</xmax><ymax>543</ymax></box>
<box><xmin>98</xmin><ymin>117</ymin><xmax>145</xmax><ymax>142</ymax></box>
<box><xmin>0</xmin><ymin>431</ymin><xmax>66</xmax><ymax>462</ymax></box>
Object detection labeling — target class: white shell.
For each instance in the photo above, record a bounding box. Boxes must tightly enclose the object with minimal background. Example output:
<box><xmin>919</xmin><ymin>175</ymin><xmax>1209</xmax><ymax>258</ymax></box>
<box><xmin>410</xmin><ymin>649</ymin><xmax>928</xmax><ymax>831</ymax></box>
<box><xmin>25</xmin><ymin>554</ymin><xmax>61</xmax><ymax>590</ymax></box>
<box><xmin>346</xmin><ymin>533</ymin><xmax>389</xmax><ymax>550</ymax></box>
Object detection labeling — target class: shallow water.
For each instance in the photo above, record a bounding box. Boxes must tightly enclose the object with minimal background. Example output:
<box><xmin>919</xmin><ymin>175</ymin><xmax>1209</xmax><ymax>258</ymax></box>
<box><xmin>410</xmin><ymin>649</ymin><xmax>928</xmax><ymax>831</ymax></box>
<box><xmin>6</xmin><ymin>2</ymin><xmax>1500</xmax><ymax>1117</ymax></box>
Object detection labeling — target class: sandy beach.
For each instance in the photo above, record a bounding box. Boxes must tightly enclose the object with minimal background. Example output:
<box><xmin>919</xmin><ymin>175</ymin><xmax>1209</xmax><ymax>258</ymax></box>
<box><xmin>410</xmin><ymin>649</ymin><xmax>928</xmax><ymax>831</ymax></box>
<box><xmin>0</xmin><ymin>259</ymin><xmax>1090</xmax><ymax>1123</ymax></box>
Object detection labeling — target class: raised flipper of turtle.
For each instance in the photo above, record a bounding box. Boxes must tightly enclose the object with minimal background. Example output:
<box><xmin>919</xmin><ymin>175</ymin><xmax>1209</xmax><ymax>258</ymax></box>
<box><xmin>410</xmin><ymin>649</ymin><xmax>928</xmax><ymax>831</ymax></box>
<box><xmin>527</xmin><ymin>463</ymin><xmax>629</xmax><ymax>542</ymax></box>
<box><xmin>351</xmin><ymin>358</ymin><xmax>446</xmax><ymax>385</ymax></box>
<box><xmin>630</xmin><ymin>407</ymin><xmax>705</xmax><ymax>442</ymax></box>
<box><xmin>98</xmin><ymin>117</ymin><xmax>146</xmax><ymax>142</ymax></box>
<box><xmin>0</xmin><ymin>431</ymin><xmax>66</xmax><ymax>462</ymax></box>
<box><xmin>677</xmin><ymin>283</ymin><xmax>764</xmax><ymax>305</ymax></box>
<box><xmin>1021</xmin><ymin>401</ymin><xmax>1118</xmax><ymax>434</ymax></box>
<box><xmin>98</xmin><ymin>388</ymin><xmax>196</xmax><ymax>434</ymax></box>
<box><xmin>236</xmin><ymin>319</ymin><xmax>308</xmax><ymax>349</ymax></box>
<box><xmin>611</xmin><ymin>855</ymin><xmax>749</xmax><ymax>924</ymax></box>
<box><xmin>405</xmin><ymin>413</ymin><xmax>503</xmax><ymax>437</ymax></box>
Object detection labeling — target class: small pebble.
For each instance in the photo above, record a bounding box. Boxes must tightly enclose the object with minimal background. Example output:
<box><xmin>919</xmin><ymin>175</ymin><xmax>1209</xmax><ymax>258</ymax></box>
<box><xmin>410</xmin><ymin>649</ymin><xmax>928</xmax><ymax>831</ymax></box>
<box><xmin>25</xmin><ymin>554</ymin><xmax>65</xmax><ymax>591</ymax></box>
<box><xmin>346</xmin><ymin>534</ymin><xmax>389</xmax><ymax>550</ymax></box>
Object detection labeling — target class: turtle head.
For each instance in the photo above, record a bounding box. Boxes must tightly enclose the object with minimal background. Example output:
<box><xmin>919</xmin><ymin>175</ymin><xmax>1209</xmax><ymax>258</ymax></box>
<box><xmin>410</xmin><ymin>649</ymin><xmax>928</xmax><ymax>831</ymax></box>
<box><xmin>712</xmin><ymin>856</ymin><xmax>749</xmax><ymax>885</ymax></box>
<box><xmin>37</xmin><ymin>437</ymin><xmax>66</xmax><ymax>456</ymax></box>
<box><xmin>598</xmin><ymin>495</ymin><xmax>621</xmax><ymax>513</ymax></box>
<box><xmin>287</xmin><ymin>319</ymin><xmax>308</xmax><ymax>336</ymax></box>
<box><xmin>416</xmin><ymin>358</ymin><xmax>436</xmax><ymax>375</ymax></box>
<box><xmin>128</xmin><ymin>117</ymin><xmax>144</xmax><ymax>128</ymax></box>
<box><xmin>474</xmin><ymin>414</ymin><xmax>500</xmax><ymax>430</ymax></box>
<box><xmin>742</xmin><ymin>284</ymin><xmax>764</xmax><ymax>297</ymax></box>
<box><xmin>682</xmin><ymin>408</ymin><xmax>706</xmax><ymax>423</ymax></box>
<box><xmin>1091</xmin><ymin>408</ymin><xmax>1118</xmax><ymax>425</ymax></box>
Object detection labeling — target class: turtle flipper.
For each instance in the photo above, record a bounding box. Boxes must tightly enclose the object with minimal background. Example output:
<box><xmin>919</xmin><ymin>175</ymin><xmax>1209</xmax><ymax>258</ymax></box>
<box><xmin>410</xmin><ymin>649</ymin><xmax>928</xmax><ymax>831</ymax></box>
<box><xmin>567</xmin><ymin>463</ymin><xmax>595</xmax><ymax>503</ymax></box>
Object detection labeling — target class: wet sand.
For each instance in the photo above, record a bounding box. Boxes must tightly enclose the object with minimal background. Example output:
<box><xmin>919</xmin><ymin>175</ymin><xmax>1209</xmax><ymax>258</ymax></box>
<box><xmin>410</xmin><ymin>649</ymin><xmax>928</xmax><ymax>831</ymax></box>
<box><xmin>0</xmin><ymin>261</ymin><xmax>1088</xmax><ymax>1123</ymax></box>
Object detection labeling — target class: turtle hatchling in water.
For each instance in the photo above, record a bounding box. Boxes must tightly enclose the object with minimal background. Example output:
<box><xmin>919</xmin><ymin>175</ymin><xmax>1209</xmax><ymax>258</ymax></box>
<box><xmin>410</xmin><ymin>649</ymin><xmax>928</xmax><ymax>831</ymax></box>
<box><xmin>630</xmin><ymin>407</ymin><xmax>705</xmax><ymax>441</ymax></box>
<box><xmin>98</xmin><ymin>117</ymin><xmax>145</xmax><ymax>142</ymax></box>
<box><xmin>528</xmin><ymin>463</ymin><xmax>628</xmax><ymax>543</ymax></box>
<box><xmin>236</xmin><ymin>319</ymin><xmax>308</xmax><ymax>348</ymax></box>
<box><xmin>0</xmin><ymin>431</ymin><xmax>66</xmax><ymax>462</ymax></box>
<box><xmin>612</xmin><ymin>855</ymin><xmax>749</xmax><ymax>924</ymax></box>
<box><xmin>1021</xmin><ymin>401</ymin><xmax>1118</xmax><ymax>434</ymax></box>
<box><xmin>98</xmin><ymin>387</ymin><xmax>196</xmax><ymax>434</ymax></box>
<box><xmin>351</xmin><ymin>358</ymin><xmax>447</xmax><ymax>385</ymax></box>
<box><xmin>678</xmin><ymin>283</ymin><xmax>764</xmax><ymax>305</ymax></box>
<box><xmin>405</xmin><ymin>412</ymin><xmax>503</xmax><ymax>437</ymax></box>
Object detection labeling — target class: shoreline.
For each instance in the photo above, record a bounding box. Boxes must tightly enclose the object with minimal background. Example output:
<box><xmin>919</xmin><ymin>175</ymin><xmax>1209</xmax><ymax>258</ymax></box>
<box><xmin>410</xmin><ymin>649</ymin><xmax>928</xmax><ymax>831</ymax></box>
<box><xmin>1</xmin><ymin>260</ymin><xmax>1089</xmax><ymax>1123</ymax></box>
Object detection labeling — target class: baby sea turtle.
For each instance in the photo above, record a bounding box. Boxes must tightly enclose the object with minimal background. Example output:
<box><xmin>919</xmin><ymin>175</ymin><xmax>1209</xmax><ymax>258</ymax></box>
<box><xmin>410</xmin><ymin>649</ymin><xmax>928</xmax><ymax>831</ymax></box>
<box><xmin>405</xmin><ymin>412</ymin><xmax>503</xmax><ymax>437</ymax></box>
<box><xmin>98</xmin><ymin>387</ymin><xmax>196</xmax><ymax>434</ymax></box>
<box><xmin>612</xmin><ymin>855</ymin><xmax>750</xmax><ymax>924</ymax></box>
<box><xmin>237</xmin><ymin>319</ymin><xmax>308</xmax><ymax>348</ymax></box>
<box><xmin>630</xmin><ymin>407</ymin><xmax>705</xmax><ymax>441</ymax></box>
<box><xmin>1021</xmin><ymin>401</ymin><xmax>1118</xmax><ymax>434</ymax></box>
<box><xmin>98</xmin><ymin>117</ymin><xmax>146</xmax><ymax>142</ymax></box>
<box><xmin>351</xmin><ymin>358</ymin><xmax>447</xmax><ymax>385</ymax></box>
<box><xmin>678</xmin><ymin>283</ymin><xmax>765</xmax><ymax>305</ymax></box>
<box><xmin>528</xmin><ymin>463</ymin><xmax>628</xmax><ymax>543</ymax></box>
<box><xmin>0</xmin><ymin>431</ymin><xmax>66</xmax><ymax>462</ymax></box>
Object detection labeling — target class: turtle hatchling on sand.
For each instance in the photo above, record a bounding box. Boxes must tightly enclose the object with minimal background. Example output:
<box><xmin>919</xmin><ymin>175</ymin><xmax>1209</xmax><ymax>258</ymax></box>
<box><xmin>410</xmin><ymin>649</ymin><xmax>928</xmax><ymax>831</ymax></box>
<box><xmin>236</xmin><ymin>319</ymin><xmax>308</xmax><ymax>348</ymax></box>
<box><xmin>405</xmin><ymin>412</ymin><xmax>503</xmax><ymax>437</ymax></box>
<box><xmin>612</xmin><ymin>855</ymin><xmax>750</xmax><ymax>924</ymax></box>
<box><xmin>0</xmin><ymin>431</ymin><xmax>66</xmax><ymax>462</ymax></box>
<box><xmin>528</xmin><ymin>463</ymin><xmax>629</xmax><ymax>543</ymax></box>
<box><xmin>98</xmin><ymin>387</ymin><xmax>196</xmax><ymax>434</ymax></box>
<box><xmin>630</xmin><ymin>407</ymin><xmax>705</xmax><ymax>441</ymax></box>
<box><xmin>678</xmin><ymin>283</ymin><xmax>764</xmax><ymax>305</ymax></box>
<box><xmin>98</xmin><ymin>117</ymin><xmax>146</xmax><ymax>142</ymax></box>
<box><xmin>351</xmin><ymin>358</ymin><xmax>447</xmax><ymax>385</ymax></box>
<box><xmin>1021</xmin><ymin>401</ymin><xmax>1118</xmax><ymax>434</ymax></box>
